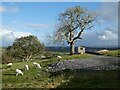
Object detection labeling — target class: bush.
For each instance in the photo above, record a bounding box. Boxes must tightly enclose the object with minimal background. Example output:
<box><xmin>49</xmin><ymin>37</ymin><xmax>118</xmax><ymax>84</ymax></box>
<box><xmin>6</xmin><ymin>35</ymin><xmax>45</xmax><ymax>61</ymax></box>
<box><xmin>2</xmin><ymin>52</ymin><xmax>15</xmax><ymax>64</ymax></box>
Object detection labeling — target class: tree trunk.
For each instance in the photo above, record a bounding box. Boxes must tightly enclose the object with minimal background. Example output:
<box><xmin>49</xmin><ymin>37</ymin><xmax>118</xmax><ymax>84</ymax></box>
<box><xmin>70</xmin><ymin>42</ymin><xmax>74</xmax><ymax>55</ymax></box>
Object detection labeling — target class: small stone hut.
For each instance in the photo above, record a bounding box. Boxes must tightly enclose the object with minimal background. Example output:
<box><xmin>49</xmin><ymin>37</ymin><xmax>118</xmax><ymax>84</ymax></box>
<box><xmin>78</xmin><ymin>46</ymin><xmax>85</xmax><ymax>54</ymax></box>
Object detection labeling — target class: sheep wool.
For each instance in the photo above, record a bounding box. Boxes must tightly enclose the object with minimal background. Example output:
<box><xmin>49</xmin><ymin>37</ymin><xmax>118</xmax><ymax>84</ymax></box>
<box><xmin>57</xmin><ymin>56</ymin><xmax>62</xmax><ymax>59</ymax></box>
<box><xmin>7</xmin><ymin>63</ymin><xmax>13</xmax><ymax>67</ymax></box>
<box><xmin>16</xmin><ymin>69</ymin><xmax>23</xmax><ymax>76</ymax></box>
<box><xmin>33</xmin><ymin>62</ymin><xmax>41</xmax><ymax>68</ymax></box>
<box><xmin>25</xmin><ymin>64</ymin><xmax>29</xmax><ymax>70</ymax></box>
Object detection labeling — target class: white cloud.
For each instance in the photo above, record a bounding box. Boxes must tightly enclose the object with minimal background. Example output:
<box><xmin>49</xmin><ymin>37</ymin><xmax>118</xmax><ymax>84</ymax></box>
<box><xmin>25</xmin><ymin>23</ymin><xmax>50</xmax><ymax>29</ymax></box>
<box><xmin>98</xmin><ymin>30</ymin><xmax>118</xmax><ymax>40</ymax></box>
<box><xmin>0</xmin><ymin>6</ymin><xmax>5</xmax><ymax>12</ymax></box>
<box><xmin>0</xmin><ymin>28</ymin><xmax>32</xmax><ymax>46</ymax></box>
<box><xmin>0</xmin><ymin>5</ymin><xmax>19</xmax><ymax>13</ymax></box>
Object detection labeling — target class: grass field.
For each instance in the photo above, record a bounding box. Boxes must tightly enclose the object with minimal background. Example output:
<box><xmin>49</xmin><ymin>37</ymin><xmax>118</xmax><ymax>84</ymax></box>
<box><xmin>2</xmin><ymin>66</ymin><xmax>120</xmax><ymax>88</ymax></box>
<box><xmin>99</xmin><ymin>50</ymin><xmax>120</xmax><ymax>57</ymax></box>
<box><xmin>54</xmin><ymin>53</ymin><xmax>91</xmax><ymax>60</ymax></box>
<box><xmin>2</xmin><ymin>54</ymin><xmax>92</xmax><ymax>88</ymax></box>
<box><xmin>1</xmin><ymin>50</ymin><xmax>120</xmax><ymax>88</ymax></box>
<box><xmin>1</xmin><ymin>54</ymin><xmax>119</xmax><ymax>88</ymax></box>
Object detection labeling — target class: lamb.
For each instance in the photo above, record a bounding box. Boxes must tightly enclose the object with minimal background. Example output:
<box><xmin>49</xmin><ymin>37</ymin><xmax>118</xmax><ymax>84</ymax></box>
<box><xmin>57</xmin><ymin>55</ymin><xmax>62</xmax><ymax>60</ymax></box>
<box><xmin>24</xmin><ymin>64</ymin><xmax>29</xmax><ymax>70</ymax></box>
<box><xmin>16</xmin><ymin>69</ymin><xmax>23</xmax><ymax>76</ymax></box>
<box><xmin>33</xmin><ymin>62</ymin><xmax>41</xmax><ymax>68</ymax></box>
<box><xmin>41</xmin><ymin>55</ymin><xmax>46</xmax><ymax>59</ymax></box>
<box><xmin>7</xmin><ymin>63</ymin><xmax>12</xmax><ymax>67</ymax></box>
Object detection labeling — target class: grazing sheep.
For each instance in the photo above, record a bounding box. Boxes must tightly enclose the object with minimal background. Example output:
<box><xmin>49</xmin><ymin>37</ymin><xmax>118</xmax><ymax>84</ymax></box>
<box><xmin>16</xmin><ymin>69</ymin><xmax>23</xmax><ymax>76</ymax></box>
<box><xmin>7</xmin><ymin>63</ymin><xmax>12</xmax><ymax>67</ymax></box>
<box><xmin>41</xmin><ymin>55</ymin><xmax>46</xmax><ymax>59</ymax></box>
<box><xmin>33</xmin><ymin>62</ymin><xmax>41</xmax><ymax>68</ymax></box>
<box><xmin>24</xmin><ymin>64</ymin><xmax>29</xmax><ymax>70</ymax></box>
<box><xmin>57</xmin><ymin>56</ymin><xmax>62</xmax><ymax>60</ymax></box>
<box><xmin>33</xmin><ymin>62</ymin><xmax>38</xmax><ymax>65</ymax></box>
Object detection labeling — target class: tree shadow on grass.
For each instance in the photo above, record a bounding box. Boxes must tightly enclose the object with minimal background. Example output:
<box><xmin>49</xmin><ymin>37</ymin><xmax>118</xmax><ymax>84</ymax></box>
<box><xmin>4</xmin><ymin>73</ymin><xmax>16</xmax><ymax>76</ymax></box>
<box><xmin>49</xmin><ymin>69</ymin><xmax>120</xmax><ymax>88</ymax></box>
<box><xmin>49</xmin><ymin>69</ymin><xmax>73</xmax><ymax>78</ymax></box>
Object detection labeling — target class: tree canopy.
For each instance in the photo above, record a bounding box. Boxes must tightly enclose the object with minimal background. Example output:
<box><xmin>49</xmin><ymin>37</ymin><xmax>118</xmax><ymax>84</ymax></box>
<box><xmin>53</xmin><ymin>6</ymin><xmax>98</xmax><ymax>55</ymax></box>
<box><xmin>6</xmin><ymin>35</ymin><xmax>45</xmax><ymax>61</ymax></box>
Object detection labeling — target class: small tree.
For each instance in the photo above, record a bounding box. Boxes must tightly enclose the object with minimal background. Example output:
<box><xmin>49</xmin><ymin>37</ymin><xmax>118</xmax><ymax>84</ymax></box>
<box><xmin>7</xmin><ymin>35</ymin><xmax>44</xmax><ymax>61</ymax></box>
<box><xmin>52</xmin><ymin>6</ymin><xmax>97</xmax><ymax>55</ymax></box>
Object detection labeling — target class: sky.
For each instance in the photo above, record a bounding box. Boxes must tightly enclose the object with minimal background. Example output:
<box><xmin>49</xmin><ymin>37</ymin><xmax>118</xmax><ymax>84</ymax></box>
<box><xmin>0</xmin><ymin>2</ymin><xmax>118</xmax><ymax>47</ymax></box>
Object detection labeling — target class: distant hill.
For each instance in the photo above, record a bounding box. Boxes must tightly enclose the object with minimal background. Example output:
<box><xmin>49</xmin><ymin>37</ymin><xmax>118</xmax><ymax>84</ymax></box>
<box><xmin>45</xmin><ymin>46</ymin><xmax>119</xmax><ymax>53</ymax></box>
<box><xmin>1</xmin><ymin>46</ymin><xmax>119</xmax><ymax>53</ymax></box>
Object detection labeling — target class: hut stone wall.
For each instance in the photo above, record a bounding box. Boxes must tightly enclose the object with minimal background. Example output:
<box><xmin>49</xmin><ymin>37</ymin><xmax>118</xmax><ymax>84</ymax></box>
<box><xmin>78</xmin><ymin>46</ymin><xmax>85</xmax><ymax>54</ymax></box>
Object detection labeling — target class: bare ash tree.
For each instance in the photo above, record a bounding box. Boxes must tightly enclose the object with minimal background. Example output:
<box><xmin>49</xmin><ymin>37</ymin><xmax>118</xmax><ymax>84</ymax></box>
<box><xmin>52</xmin><ymin>6</ymin><xmax>98</xmax><ymax>55</ymax></box>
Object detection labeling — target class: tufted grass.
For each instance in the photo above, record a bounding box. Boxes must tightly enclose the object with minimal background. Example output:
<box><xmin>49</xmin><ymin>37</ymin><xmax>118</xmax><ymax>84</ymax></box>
<box><xmin>99</xmin><ymin>50</ymin><xmax>120</xmax><ymax>57</ymax></box>
<box><xmin>2</xmin><ymin>52</ymin><xmax>120</xmax><ymax>88</ymax></box>
<box><xmin>61</xmin><ymin>54</ymin><xmax>91</xmax><ymax>60</ymax></box>
<box><xmin>2</xmin><ymin>64</ymin><xmax>120</xmax><ymax>88</ymax></box>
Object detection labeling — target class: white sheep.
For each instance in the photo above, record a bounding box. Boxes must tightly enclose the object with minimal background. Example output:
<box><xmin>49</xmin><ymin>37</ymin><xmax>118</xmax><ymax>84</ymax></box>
<box><xmin>33</xmin><ymin>62</ymin><xmax>41</xmax><ymax>68</ymax></box>
<box><xmin>7</xmin><ymin>63</ymin><xmax>12</xmax><ymax>67</ymax></box>
<box><xmin>41</xmin><ymin>55</ymin><xmax>46</xmax><ymax>59</ymax></box>
<box><xmin>57</xmin><ymin>55</ymin><xmax>62</xmax><ymax>60</ymax></box>
<box><xmin>16</xmin><ymin>69</ymin><xmax>23</xmax><ymax>76</ymax></box>
<box><xmin>24</xmin><ymin>64</ymin><xmax>29</xmax><ymax>70</ymax></box>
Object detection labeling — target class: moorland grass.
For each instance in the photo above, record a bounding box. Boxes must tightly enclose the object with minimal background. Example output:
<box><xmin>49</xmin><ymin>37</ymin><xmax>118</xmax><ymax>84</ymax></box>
<box><xmin>100</xmin><ymin>50</ymin><xmax>120</xmax><ymax>57</ymax></box>
<box><xmin>2</xmin><ymin>52</ymin><xmax>120</xmax><ymax>88</ymax></box>
<box><xmin>2</xmin><ymin>66</ymin><xmax>120</xmax><ymax>88</ymax></box>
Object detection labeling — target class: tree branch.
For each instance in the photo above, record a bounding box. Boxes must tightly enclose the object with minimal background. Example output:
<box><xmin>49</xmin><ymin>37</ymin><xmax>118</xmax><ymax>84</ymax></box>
<box><xmin>73</xmin><ymin>28</ymin><xmax>84</xmax><ymax>41</ymax></box>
